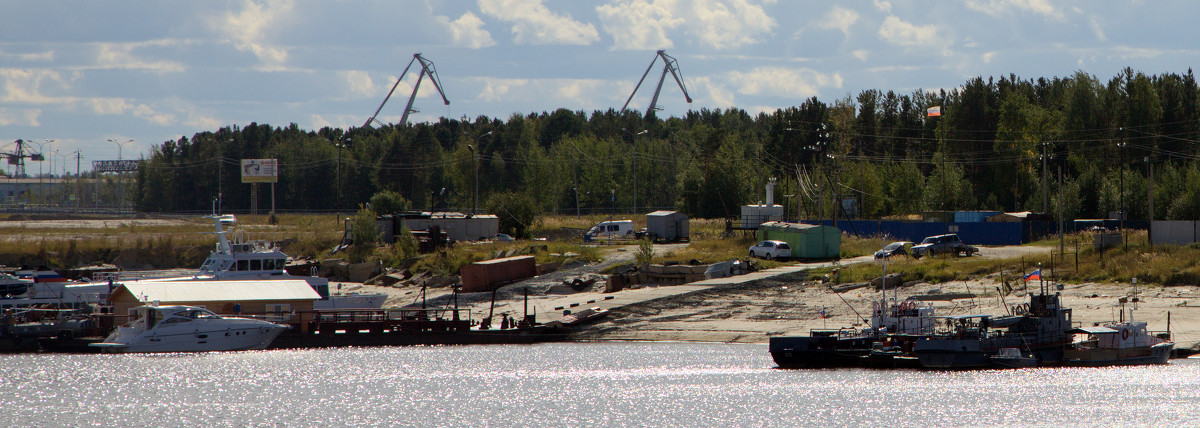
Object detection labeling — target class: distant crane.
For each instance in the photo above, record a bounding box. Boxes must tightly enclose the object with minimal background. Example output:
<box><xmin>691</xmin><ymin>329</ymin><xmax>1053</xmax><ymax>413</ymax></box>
<box><xmin>363</xmin><ymin>53</ymin><xmax>450</xmax><ymax>128</ymax></box>
<box><xmin>622</xmin><ymin>50</ymin><xmax>693</xmax><ymax>117</ymax></box>
<box><xmin>3</xmin><ymin>139</ymin><xmax>44</xmax><ymax>178</ymax></box>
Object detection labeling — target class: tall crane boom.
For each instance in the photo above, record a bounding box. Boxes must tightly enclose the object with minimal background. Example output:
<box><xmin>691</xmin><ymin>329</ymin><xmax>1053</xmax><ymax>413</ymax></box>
<box><xmin>621</xmin><ymin>50</ymin><xmax>692</xmax><ymax>117</ymax></box>
<box><xmin>364</xmin><ymin>53</ymin><xmax>450</xmax><ymax>128</ymax></box>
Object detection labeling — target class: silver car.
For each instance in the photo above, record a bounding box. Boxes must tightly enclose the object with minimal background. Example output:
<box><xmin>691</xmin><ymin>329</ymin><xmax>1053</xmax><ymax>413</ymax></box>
<box><xmin>749</xmin><ymin>240</ymin><xmax>791</xmax><ymax>260</ymax></box>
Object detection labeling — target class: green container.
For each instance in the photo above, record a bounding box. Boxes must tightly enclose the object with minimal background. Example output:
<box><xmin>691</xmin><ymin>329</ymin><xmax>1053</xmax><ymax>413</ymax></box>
<box><xmin>756</xmin><ymin>222</ymin><xmax>841</xmax><ymax>259</ymax></box>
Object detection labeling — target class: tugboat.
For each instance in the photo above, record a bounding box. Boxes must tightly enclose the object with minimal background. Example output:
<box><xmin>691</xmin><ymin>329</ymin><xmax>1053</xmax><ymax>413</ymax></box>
<box><xmin>769</xmin><ymin>298</ymin><xmax>937</xmax><ymax>368</ymax></box>
<box><xmin>1063</xmin><ymin>300</ymin><xmax>1173</xmax><ymax>366</ymax></box>
<box><xmin>770</xmin><ymin>260</ymin><xmax>937</xmax><ymax>369</ymax></box>
<box><xmin>912</xmin><ymin>291</ymin><xmax>1074</xmax><ymax>369</ymax></box>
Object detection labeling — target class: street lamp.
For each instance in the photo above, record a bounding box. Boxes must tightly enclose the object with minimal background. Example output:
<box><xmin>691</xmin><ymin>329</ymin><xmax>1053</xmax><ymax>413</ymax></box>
<box><xmin>622</xmin><ymin>128</ymin><xmax>647</xmax><ymax>214</ymax></box>
<box><xmin>468</xmin><ymin>131</ymin><xmax>491</xmax><ymax>214</ymax></box>
<box><xmin>107</xmin><ymin>138</ymin><xmax>133</xmax><ymax>211</ymax></box>
<box><xmin>107</xmin><ymin>138</ymin><xmax>132</xmax><ymax>160</ymax></box>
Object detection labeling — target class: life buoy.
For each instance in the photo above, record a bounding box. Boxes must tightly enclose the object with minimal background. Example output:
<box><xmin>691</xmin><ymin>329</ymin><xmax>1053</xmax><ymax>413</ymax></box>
<box><xmin>1121</xmin><ymin>328</ymin><xmax>1130</xmax><ymax>340</ymax></box>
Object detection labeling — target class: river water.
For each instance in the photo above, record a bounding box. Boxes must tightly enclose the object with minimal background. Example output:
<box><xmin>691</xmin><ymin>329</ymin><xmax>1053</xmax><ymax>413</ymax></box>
<box><xmin>3</xmin><ymin>342</ymin><xmax>1199</xmax><ymax>426</ymax></box>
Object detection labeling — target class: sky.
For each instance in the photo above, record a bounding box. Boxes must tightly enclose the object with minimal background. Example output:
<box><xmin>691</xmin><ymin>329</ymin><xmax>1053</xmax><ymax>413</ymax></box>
<box><xmin>2</xmin><ymin>0</ymin><xmax>1199</xmax><ymax>174</ymax></box>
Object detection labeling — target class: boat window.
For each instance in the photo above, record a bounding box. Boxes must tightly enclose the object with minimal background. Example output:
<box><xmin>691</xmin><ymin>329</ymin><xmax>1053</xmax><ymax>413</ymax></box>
<box><xmin>274</xmin><ymin>259</ymin><xmax>285</xmax><ymax>270</ymax></box>
<box><xmin>236</xmin><ymin>260</ymin><xmax>249</xmax><ymax>271</ymax></box>
<box><xmin>251</xmin><ymin>259</ymin><xmax>262</xmax><ymax>271</ymax></box>
<box><xmin>162</xmin><ymin>316</ymin><xmax>192</xmax><ymax>324</ymax></box>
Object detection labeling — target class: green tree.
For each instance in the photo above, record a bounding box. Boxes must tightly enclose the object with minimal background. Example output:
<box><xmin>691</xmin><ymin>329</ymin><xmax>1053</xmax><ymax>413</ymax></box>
<box><xmin>486</xmin><ymin>192</ymin><xmax>540</xmax><ymax>238</ymax></box>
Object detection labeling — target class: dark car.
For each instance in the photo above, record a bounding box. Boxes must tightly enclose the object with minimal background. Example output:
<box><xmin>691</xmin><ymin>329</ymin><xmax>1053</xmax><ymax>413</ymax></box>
<box><xmin>874</xmin><ymin>241</ymin><xmax>911</xmax><ymax>259</ymax></box>
<box><xmin>910</xmin><ymin>234</ymin><xmax>979</xmax><ymax>258</ymax></box>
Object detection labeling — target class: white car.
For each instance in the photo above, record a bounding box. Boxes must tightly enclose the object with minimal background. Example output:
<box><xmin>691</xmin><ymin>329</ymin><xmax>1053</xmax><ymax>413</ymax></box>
<box><xmin>749</xmin><ymin>240</ymin><xmax>791</xmax><ymax>260</ymax></box>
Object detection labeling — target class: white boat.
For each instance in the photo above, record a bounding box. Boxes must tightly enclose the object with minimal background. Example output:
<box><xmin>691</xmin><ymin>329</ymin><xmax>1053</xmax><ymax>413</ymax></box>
<box><xmin>126</xmin><ymin>215</ymin><xmax>386</xmax><ymax>310</ymax></box>
<box><xmin>0</xmin><ymin>272</ymin><xmax>110</xmax><ymax>310</ymax></box>
<box><xmin>1064</xmin><ymin>320</ymin><xmax>1173</xmax><ymax>366</ymax></box>
<box><xmin>90</xmin><ymin>305</ymin><xmax>288</xmax><ymax>353</ymax></box>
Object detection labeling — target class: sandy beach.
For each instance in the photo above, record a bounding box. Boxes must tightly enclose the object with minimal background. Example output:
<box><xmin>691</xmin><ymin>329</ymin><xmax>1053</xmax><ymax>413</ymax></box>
<box><xmin>350</xmin><ymin>244</ymin><xmax>1200</xmax><ymax>353</ymax></box>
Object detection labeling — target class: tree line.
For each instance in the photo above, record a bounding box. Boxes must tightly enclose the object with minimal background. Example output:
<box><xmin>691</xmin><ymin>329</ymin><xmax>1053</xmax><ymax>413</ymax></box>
<box><xmin>135</xmin><ymin>68</ymin><xmax>1200</xmax><ymax>224</ymax></box>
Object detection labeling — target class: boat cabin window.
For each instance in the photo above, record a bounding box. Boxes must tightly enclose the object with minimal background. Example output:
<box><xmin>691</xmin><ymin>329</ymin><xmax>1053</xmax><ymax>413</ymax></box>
<box><xmin>236</xmin><ymin>260</ymin><xmax>249</xmax><ymax>271</ymax></box>
<box><xmin>162</xmin><ymin>315</ymin><xmax>192</xmax><ymax>324</ymax></box>
<box><xmin>251</xmin><ymin>259</ymin><xmax>262</xmax><ymax>271</ymax></box>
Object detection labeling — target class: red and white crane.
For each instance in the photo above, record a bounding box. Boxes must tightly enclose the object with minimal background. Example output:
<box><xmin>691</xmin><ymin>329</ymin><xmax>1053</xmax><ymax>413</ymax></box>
<box><xmin>364</xmin><ymin>53</ymin><xmax>450</xmax><ymax>128</ymax></box>
<box><xmin>621</xmin><ymin>50</ymin><xmax>693</xmax><ymax>117</ymax></box>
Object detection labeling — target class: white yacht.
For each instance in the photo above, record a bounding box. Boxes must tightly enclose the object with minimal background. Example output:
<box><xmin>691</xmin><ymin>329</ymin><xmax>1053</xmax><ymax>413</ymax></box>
<box><xmin>90</xmin><ymin>305</ymin><xmax>288</xmax><ymax>353</ymax></box>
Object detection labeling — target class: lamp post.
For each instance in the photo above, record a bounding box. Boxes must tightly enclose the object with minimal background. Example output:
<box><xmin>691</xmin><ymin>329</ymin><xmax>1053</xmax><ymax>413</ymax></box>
<box><xmin>622</xmin><ymin>129</ymin><xmax>647</xmax><ymax>214</ymax></box>
<box><xmin>468</xmin><ymin>131</ymin><xmax>491</xmax><ymax>214</ymax></box>
<box><xmin>107</xmin><ymin>138</ymin><xmax>132</xmax><ymax>211</ymax></box>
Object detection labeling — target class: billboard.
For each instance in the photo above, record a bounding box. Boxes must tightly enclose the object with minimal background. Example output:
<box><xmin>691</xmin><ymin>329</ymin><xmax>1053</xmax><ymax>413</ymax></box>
<box><xmin>93</xmin><ymin>160</ymin><xmax>141</xmax><ymax>172</ymax></box>
<box><xmin>241</xmin><ymin>159</ymin><xmax>278</xmax><ymax>183</ymax></box>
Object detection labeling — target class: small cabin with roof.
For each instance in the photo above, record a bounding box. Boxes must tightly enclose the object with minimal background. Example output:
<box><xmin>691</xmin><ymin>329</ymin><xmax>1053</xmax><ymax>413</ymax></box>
<box><xmin>109</xmin><ymin>280</ymin><xmax>322</xmax><ymax>332</ymax></box>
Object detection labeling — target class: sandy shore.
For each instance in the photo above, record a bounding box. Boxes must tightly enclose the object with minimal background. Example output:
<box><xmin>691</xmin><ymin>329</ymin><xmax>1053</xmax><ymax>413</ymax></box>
<box><xmin>353</xmin><ymin>264</ymin><xmax>1200</xmax><ymax>352</ymax></box>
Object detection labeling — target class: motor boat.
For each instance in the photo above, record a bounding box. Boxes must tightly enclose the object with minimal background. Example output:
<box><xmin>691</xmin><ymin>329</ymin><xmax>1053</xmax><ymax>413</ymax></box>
<box><xmin>90</xmin><ymin>305</ymin><xmax>288</xmax><ymax>353</ymax></box>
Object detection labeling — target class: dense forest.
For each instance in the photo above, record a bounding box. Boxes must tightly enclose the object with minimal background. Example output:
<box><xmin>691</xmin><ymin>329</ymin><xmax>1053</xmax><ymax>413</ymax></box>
<box><xmin>136</xmin><ymin>68</ymin><xmax>1200</xmax><ymax>223</ymax></box>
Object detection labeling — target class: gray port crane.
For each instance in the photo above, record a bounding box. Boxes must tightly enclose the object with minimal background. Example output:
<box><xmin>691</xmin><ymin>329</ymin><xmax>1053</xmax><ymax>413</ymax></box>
<box><xmin>621</xmin><ymin>50</ymin><xmax>692</xmax><ymax>117</ymax></box>
<box><xmin>363</xmin><ymin>53</ymin><xmax>450</xmax><ymax>128</ymax></box>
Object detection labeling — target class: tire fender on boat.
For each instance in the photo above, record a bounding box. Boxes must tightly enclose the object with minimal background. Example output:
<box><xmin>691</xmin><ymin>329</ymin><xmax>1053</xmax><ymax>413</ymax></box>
<box><xmin>1121</xmin><ymin>328</ymin><xmax>1130</xmax><ymax>340</ymax></box>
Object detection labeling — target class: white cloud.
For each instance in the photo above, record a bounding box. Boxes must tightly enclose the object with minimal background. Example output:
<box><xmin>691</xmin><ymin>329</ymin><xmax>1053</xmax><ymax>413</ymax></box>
<box><xmin>476</xmin><ymin>77</ymin><xmax>528</xmax><ymax>102</ymax></box>
<box><xmin>87</xmin><ymin>98</ymin><xmax>130</xmax><ymax>115</ymax></box>
<box><xmin>473</xmin><ymin>77</ymin><xmax>609</xmax><ymax>108</ymax></box>
<box><xmin>1089</xmin><ymin>16</ymin><xmax>1107</xmax><ymax>41</ymax></box>
<box><xmin>95</xmin><ymin>41</ymin><xmax>187</xmax><ymax>73</ymax></box>
<box><xmin>878</xmin><ymin>16</ymin><xmax>950</xmax><ymax>54</ymax></box>
<box><xmin>687</xmin><ymin>0</ymin><xmax>776</xmax><ymax>49</ymax></box>
<box><xmin>873</xmin><ymin>0</ymin><xmax>892</xmax><ymax>13</ymax></box>
<box><xmin>818</xmin><ymin>6</ymin><xmax>859</xmax><ymax>36</ymax></box>
<box><xmin>441</xmin><ymin>12</ymin><xmax>496</xmax><ymax>49</ymax></box>
<box><xmin>478</xmin><ymin>0</ymin><xmax>600</xmax><ymax>45</ymax></box>
<box><xmin>341</xmin><ymin>70</ymin><xmax>375</xmax><ymax>98</ymax></box>
<box><xmin>966</xmin><ymin>0</ymin><xmax>1062</xmax><ymax>19</ymax></box>
<box><xmin>853</xmin><ymin>49</ymin><xmax>870</xmax><ymax>61</ymax></box>
<box><xmin>982</xmin><ymin>51</ymin><xmax>997</xmax><ymax>63</ymax></box>
<box><xmin>0</xmin><ymin>51</ymin><xmax>54</xmax><ymax>62</ymax></box>
<box><xmin>596</xmin><ymin>0</ymin><xmax>682</xmax><ymax>50</ymax></box>
<box><xmin>691</xmin><ymin>76</ymin><xmax>735</xmax><ymax>107</ymax></box>
<box><xmin>597</xmin><ymin>0</ymin><xmax>773</xmax><ymax>50</ymax></box>
<box><xmin>727</xmin><ymin>66</ymin><xmax>842</xmax><ymax>98</ymax></box>
<box><xmin>213</xmin><ymin>0</ymin><xmax>294</xmax><ymax>69</ymax></box>
<box><xmin>0</xmin><ymin>108</ymin><xmax>40</xmax><ymax>126</ymax></box>
<box><xmin>1</xmin><ymin>69</ymin><xmax>69</xmax><ymax>104</ymax></box>
<box><xmin>133</xmin><ymin>104</ymin><xmax>175</xmax><ymax>126</ymax></box>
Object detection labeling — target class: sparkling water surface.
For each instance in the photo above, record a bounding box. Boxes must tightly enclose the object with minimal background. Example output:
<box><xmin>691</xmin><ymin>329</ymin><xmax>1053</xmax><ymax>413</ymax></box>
<box><xmin>3</xmin><ymin>342</ymin><xmax>1199</xmax><ymax>426</ymax></box>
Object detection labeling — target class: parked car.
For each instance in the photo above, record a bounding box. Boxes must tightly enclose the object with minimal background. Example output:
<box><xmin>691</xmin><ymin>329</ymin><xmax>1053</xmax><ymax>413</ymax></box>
<box><xmin>910</xmin><ymin>234</ymin><xmax>978</xmax><ymax>259</ymax></box>
<box><xmin>749</xmin><ymin>240</ymin><xmax>791</xmax><ymax>260</ymax></box>
<box><xmin>874</xmin><ymin>241</ymin><xmax>911</xmax><ymax>259</ymax></box>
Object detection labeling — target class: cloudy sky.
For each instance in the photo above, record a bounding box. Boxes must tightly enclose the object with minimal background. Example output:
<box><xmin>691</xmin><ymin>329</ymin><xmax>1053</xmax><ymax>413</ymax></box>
<box><xmin>1</xmin><ymin>0</ymin><xmax>1197</xmax><ymax>172</ymax></box>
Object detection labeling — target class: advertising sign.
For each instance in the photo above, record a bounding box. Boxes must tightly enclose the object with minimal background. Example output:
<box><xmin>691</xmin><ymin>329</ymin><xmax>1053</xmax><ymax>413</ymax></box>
<box><xmin>92</xmin><ymin>160</ymin><xmax>141</xmax><ymax>172</ymax></box>
<box><xmin>241</xmin><ymin>159</ymin><xmax>278</xmax><ymax>183</ymax></box>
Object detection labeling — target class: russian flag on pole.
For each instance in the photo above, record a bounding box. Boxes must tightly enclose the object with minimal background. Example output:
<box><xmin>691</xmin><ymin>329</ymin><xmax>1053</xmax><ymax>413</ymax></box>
<box><xmin>1024</xmin><ymin>269</ymin><xmax>1041</xmax><ymax>282</ymax></box>
<box><xmin>926</xmin><ymin>106</ymin><xmax>942</xmax><ymax>117</ymax></box>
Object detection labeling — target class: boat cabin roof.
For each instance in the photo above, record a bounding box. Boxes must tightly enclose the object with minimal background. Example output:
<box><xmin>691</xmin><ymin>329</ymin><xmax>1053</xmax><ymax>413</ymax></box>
<box><xmin>1069</xmin><ymin>326</ymin><xmax>1119</xmax><ymax>334</ymax></box>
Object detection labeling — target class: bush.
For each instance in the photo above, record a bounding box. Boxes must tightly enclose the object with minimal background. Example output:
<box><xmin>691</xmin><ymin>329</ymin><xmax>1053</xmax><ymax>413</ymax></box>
<box><xmin>635</xmin><ymin>238</ymin><xmax>654</xmax><ymax>265</ymax></box>
<box><xmin>369</xmin><ymin>190</ymin><xmax>411</xmax><ymax>215</ymax></box>
<box><xmin>485</xmin><ymin>192</ymin><xmax>540</xmax><ymax>238</ymax></box>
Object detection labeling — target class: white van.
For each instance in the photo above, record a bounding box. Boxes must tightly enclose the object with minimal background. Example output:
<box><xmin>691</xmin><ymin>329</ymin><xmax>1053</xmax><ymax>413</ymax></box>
<box><xmin>586</xmin><ymin>220</ymin><xmax>637</xmax><ymax>239</ymax></box>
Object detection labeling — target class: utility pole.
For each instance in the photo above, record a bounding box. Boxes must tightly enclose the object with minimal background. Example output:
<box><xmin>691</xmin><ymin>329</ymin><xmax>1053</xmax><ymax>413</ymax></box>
<box><xmin>623</xmin><ymin>129</ymin><xmax>646</xmax><ymax>214</ymax></box>
<box><xmin>1058</xmin><ymin>165</ymin><xmax>1064</xmax><ymax>256</ymax></box>
<box><xmin>1148</xmin><ymin>156</ymin><xmax>1154</xmax><ymax>246</ymax></box>
<box><xmin>1041</xmin><ymin>141</ymin><xmax>1048</xmax><ymax>214</ymax></box>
